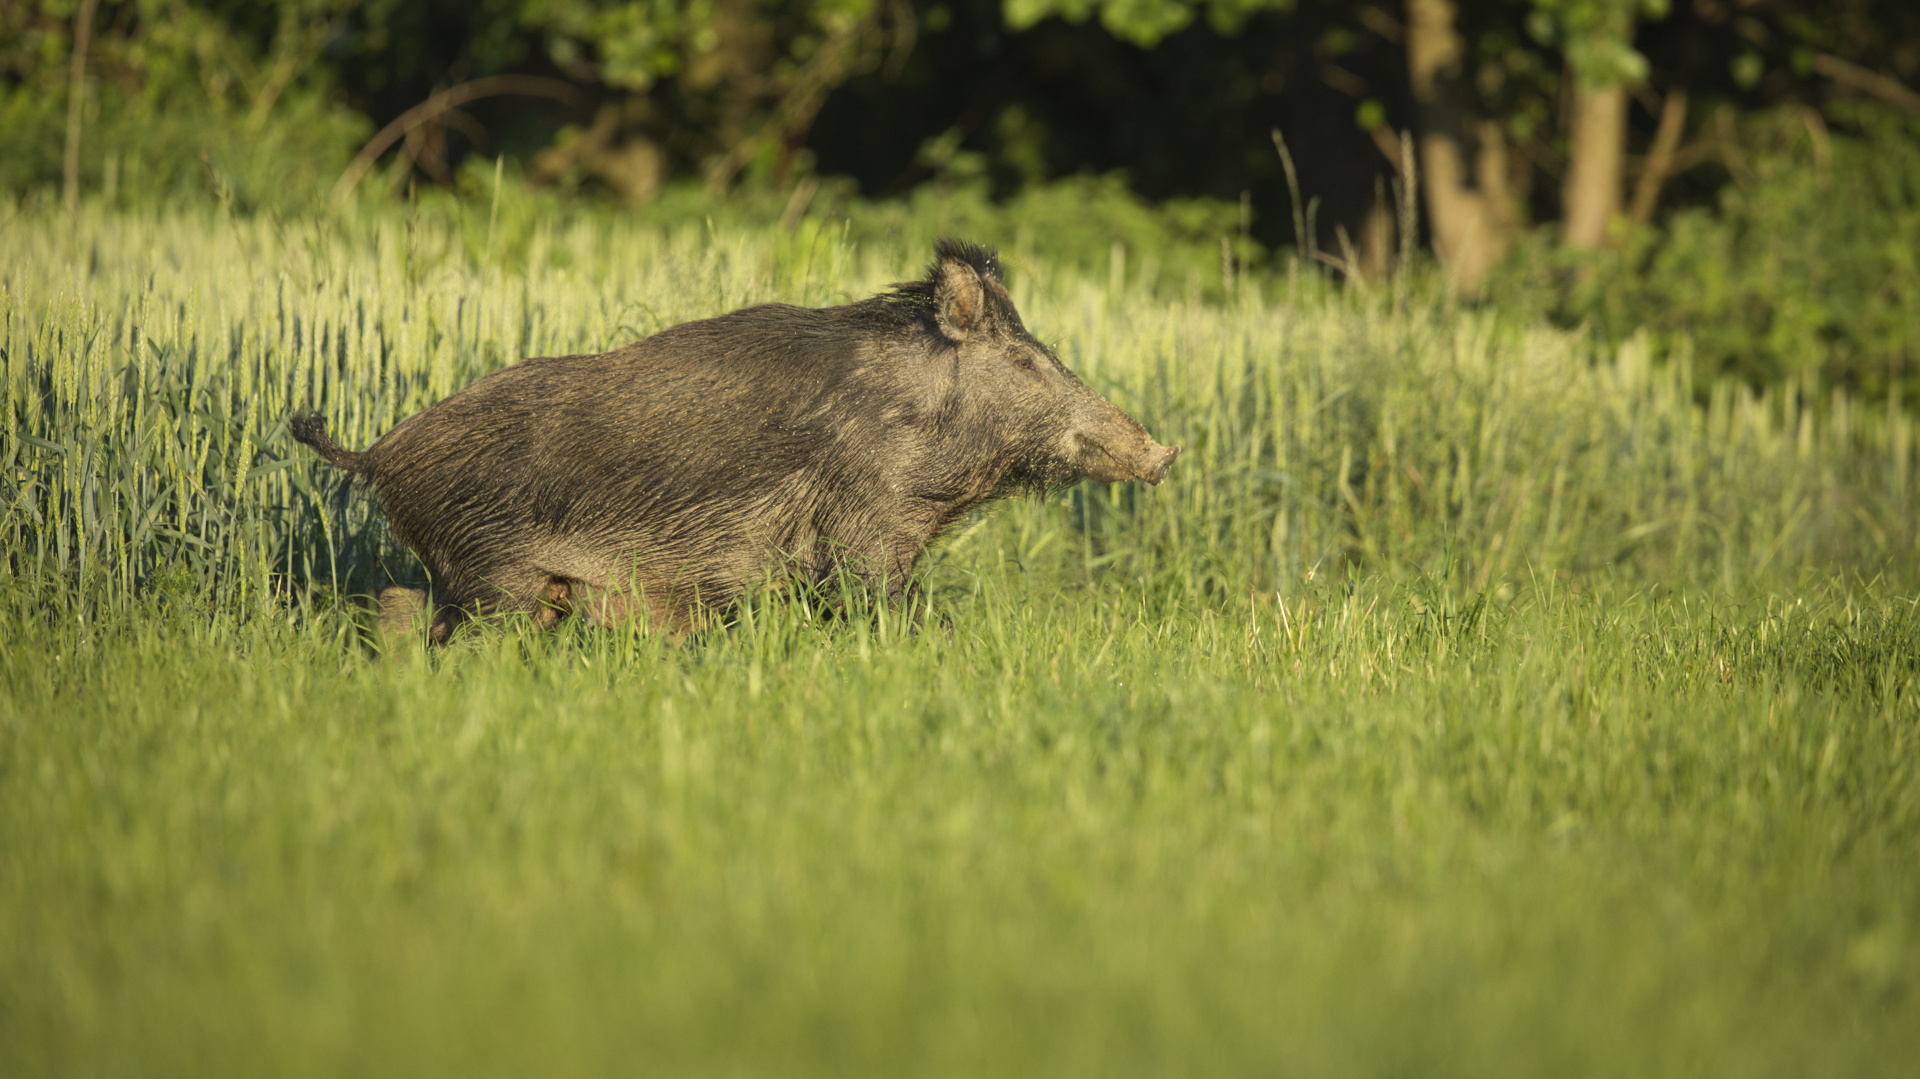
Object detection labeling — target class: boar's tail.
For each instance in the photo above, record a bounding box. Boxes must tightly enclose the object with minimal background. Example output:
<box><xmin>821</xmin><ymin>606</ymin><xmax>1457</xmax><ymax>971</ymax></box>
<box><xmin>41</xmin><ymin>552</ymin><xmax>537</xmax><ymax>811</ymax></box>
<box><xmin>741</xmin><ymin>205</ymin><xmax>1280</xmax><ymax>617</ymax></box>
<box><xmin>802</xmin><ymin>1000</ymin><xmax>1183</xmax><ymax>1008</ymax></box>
<box><xmin>290</xmin><ymin>413</ymin><xmax>369</xmax><ymax>474</ymax></box>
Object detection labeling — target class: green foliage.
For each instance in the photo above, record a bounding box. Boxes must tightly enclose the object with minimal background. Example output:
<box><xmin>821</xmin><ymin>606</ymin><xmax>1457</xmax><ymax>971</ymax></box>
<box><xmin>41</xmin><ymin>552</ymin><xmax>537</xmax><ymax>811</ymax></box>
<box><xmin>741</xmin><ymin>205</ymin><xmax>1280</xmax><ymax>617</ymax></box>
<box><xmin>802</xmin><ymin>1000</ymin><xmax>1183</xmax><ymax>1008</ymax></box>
<box><xmin>446</xmin><ymin>158</ymin><xmax>1257</xmax><ymax>302</ymax></box>
<box><xmin>840</xmin><ymin>171</ymin><xmax>1258</xmax><ymax>295</ymax></box>
<box><xmin>0</xmin><ymin>0</ymin><xmax>900</xmax><ymax>206</ymax></box>
<box><xmin>0</xmin><ymin>0</ymin><xmax>370</xmax><ymax>206</ymax></box>
<box><xmin>512</xmin><ymin>0</ymin><xmax>692</xmax><ymax>90</ymax></box>
<box><xmin>1525</xmin><ymin>104</ymin><xmax>1920</xmax><ymax>403</ymax></box>
<box><xmin>3</xmin><ymin>206</ymin><xmax>1919</xmax><ymax>1076</ymax></box>
<box><xmin>1526</xmin><ymin>0</ymin><xmax>1668</xmax><ymax>87</ymax></box>
<box><xmin>1003</xmin><ymin>0</ymin><xmax>1294</xmax><ymax>47</ymax></box>
<box><xmin>504</xmin><ymin>0</ymin><xmax>886</xmax><ymax>90</ymax></box>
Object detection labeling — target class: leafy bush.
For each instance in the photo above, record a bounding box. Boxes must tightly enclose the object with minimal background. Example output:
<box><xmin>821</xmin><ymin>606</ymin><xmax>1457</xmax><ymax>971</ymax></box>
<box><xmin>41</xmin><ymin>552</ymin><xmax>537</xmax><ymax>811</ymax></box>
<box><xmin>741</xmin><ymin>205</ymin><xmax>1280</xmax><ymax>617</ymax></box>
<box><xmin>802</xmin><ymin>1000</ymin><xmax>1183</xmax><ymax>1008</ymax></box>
<box><xmin>0</xmin><ymin>1</ymin><xmax>371</xmax><ymax>209</ymax></box>
<box><xmin>518</xmin><ymin>162</ymin><xmax>1260</xmax><ymax>300</ymax></box>
<box><xmin>1511</xmin><ymin>103</ymin><xmax>1920</xmax><ymax>406</ymax></box>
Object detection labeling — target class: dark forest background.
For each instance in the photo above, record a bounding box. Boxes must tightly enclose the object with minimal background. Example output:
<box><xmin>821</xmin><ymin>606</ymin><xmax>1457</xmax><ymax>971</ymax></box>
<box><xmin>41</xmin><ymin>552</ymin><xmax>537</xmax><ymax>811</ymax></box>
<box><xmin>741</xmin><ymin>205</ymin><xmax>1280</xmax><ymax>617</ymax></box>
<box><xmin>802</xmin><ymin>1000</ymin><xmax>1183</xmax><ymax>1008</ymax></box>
<box><xmin>6</xmin><ymin>0</ymin><xmax>1919</xmax><ymax>401</ymax></box>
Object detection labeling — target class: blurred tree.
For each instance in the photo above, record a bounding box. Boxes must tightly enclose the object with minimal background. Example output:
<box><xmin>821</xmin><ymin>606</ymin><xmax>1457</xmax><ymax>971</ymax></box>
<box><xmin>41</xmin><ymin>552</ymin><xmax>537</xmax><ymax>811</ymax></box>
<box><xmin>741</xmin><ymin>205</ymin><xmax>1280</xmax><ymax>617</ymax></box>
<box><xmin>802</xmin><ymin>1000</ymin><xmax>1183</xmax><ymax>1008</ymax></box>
<box><xmin>1405</xmin><ymin>0</ymin><xmax>1515</xmax><ymax>291</ymax></box>
<box><xmin>484</xmin><ymin>0</ymin><xmax>916</xmax><ymax>198</ymax></box>
<box><xmin>1528</xmin><ymin>0</ymin><xmax>1668</xmax><ymax>248</ymax></box>
<box><xmin>999</xmin><ymin>0</ymin><xmax>1520</xmax><ymax>287</ymax></box>
<box><xmin>7</xmin><ymin>0</ymin><xmax>1919</xmax><ymax>285</ymax></box>
<box><xmin>1</xmin><ymin>0</ymin><xmax>371</xmax><ymax>205</ymax></box>
<box><xmin>0</xmin><ymin>0</ymin><xmax>916</xmax><ymax>204</ymax></box>
<box><xmin>984</xmin><ymin>0</ymin><xmax>1917</xmax><ymax>267</ymax></box>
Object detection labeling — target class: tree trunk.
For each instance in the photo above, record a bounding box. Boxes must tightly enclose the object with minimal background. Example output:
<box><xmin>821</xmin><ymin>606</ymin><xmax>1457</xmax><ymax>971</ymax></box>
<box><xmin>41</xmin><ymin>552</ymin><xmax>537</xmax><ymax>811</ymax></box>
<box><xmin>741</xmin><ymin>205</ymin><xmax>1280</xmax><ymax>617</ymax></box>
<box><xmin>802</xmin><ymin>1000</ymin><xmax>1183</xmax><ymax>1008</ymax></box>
<box><xmin>1563</xmin><ymin>79</ymin><xmax>1628</xmax><ymax>248</ymax></box>
<box><xmin>1404</xmin><ymin>0</ymin><xmax>1513</xmax><ymax>294</ymax></box>
<box><xmin>63</xmin><ymin>0</ymin><xmax>100</xmax><ymax>214</ymax></box>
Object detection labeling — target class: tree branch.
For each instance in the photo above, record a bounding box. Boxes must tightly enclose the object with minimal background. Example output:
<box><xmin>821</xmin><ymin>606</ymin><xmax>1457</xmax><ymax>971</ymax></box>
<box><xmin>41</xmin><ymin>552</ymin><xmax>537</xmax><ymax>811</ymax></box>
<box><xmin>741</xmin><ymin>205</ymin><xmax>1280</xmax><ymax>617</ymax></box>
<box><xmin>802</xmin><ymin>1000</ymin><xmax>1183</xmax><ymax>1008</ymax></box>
<box><xmin>1813</xmin><ymin>54</ymin><xmax>1920</xmax><ymax>114</ymax></box>
<box><xmin>702</xmin><ymin>11</ymin><xmax>885</xmax><ymax>197</ymax></box>
<box><xmin>1629</xmin><ymin>90</ymin><xmax>1687</xmax><ymax>226</ymax></box>
<box><xmin>329</xmin><ymin>76</ymin><xmax>583</xmax><ymax>207</ymax></box>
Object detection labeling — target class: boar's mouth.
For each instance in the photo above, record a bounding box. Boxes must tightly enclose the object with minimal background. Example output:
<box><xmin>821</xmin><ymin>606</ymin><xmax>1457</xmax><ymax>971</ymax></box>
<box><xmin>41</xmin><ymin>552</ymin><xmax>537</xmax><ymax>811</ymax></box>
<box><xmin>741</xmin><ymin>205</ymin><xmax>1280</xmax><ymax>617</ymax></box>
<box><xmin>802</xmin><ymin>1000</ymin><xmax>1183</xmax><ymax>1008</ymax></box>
<box><xmin>1141</xmin><ymin>442</ymin><xmax>1180</xmax><ymax>484</ymax></box>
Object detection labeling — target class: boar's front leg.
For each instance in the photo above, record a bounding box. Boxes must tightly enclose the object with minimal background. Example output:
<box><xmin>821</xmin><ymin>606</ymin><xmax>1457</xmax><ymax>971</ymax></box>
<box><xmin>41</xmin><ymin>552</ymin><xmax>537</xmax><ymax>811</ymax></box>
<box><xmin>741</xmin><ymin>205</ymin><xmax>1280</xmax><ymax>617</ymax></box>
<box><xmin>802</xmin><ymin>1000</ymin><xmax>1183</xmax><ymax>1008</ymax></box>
<box><xmin>865</xmin><ymin>524</ymin><xmax>943</xmax><ymax>627</ymax></box>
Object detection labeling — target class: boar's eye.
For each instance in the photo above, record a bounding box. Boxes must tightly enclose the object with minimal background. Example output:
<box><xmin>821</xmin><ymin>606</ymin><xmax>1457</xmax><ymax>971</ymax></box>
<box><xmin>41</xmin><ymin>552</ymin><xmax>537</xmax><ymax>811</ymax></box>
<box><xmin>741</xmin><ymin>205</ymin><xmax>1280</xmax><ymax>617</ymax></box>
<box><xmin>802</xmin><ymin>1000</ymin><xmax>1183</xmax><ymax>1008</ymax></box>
<box><xmin>1015</xmin><ymin>354</ymin><xmax>1034</xmax><ymax>371</ymax></box>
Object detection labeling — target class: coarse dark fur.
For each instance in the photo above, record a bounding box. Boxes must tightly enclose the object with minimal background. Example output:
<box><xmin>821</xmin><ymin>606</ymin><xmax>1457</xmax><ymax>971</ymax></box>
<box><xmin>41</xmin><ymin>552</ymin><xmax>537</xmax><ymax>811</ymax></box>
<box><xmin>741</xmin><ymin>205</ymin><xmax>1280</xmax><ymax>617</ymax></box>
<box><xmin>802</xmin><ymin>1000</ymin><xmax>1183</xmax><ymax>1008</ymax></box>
<box><xmin>293</xmin><ymin>239</ymin><xmax>1178</xmax><ymax>641</ymax></box>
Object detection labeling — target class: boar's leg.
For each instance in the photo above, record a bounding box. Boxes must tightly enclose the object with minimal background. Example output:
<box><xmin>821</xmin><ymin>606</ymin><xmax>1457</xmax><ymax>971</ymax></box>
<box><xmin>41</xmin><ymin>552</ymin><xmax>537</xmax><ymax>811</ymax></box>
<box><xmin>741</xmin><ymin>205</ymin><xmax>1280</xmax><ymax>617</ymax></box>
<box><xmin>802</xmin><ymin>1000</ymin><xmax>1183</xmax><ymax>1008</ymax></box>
<box><xmin>423</xmin><ymin>563</ymin><xmax>577</xmax><ymax>642</ymax></box>
<box><xmin>568</xmin><ymin>582</ymin><xmax>653</xmax><ymax>630</ymax></box>
<box><xmin>377</xmin><ymin>586</ymin><xmax>429</xmax><ymax>639</ymax></box>
<box><xmin>793</xmin><ymin>529</ymin><xmax>936</xmax><ymax>625</ymax></box>
<box><xmin>871</xmin><ymin>516</ymin><xmax>948</xmax><ymax>622</ymax></box>
<box><xmin>546</xmin><ymin>558</ymin><xmax>689</xmax><ymax>634</ymax></box>
<box><xmin>534</xmin><ymin>578</ymin><xmax>573</xmax><ymax>626</ymax></box>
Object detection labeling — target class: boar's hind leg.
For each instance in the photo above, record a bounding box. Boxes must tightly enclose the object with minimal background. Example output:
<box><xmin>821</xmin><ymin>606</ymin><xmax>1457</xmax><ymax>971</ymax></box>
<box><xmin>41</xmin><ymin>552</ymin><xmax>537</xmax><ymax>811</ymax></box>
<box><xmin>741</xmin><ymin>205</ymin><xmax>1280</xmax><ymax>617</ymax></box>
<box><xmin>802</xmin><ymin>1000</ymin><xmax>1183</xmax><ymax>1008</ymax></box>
<box><xmin>377</xmin><ymin>586</ymin><xmax>430</xmax><ymax>639</ymax></box>
<box><xmin>534</xmin><ymin>577</ymin><xmax>574</xmax><ymax>626</ymax></box>
<box><xmin>569</xmin><ymin>580</ymin><xmax>674</xmax><ymax>633</ymax></box>
<box><xmin>425</xmin><ymin>565</ymin><xmax>574</xmax><ymax>641</ymax></box>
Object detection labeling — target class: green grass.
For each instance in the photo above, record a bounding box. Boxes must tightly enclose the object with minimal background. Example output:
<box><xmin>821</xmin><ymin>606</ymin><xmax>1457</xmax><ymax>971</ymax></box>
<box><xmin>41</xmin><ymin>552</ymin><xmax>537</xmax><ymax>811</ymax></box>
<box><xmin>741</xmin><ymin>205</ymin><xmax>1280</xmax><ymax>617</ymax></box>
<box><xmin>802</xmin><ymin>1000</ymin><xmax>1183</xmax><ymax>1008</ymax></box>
<box><xmin>3</xmin><ymin>199</ymin><xmax>1919</xmax><ymax>1077</ymax></box>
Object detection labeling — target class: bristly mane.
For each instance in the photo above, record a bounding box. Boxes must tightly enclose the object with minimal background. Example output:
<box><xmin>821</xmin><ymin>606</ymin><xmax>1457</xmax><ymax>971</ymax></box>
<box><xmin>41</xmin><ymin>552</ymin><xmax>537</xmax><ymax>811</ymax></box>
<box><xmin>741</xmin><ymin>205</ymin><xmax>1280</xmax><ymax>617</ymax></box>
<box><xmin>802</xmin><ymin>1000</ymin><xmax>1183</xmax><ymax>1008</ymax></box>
<box><xmin>874</xmin><ymin>238</ymin><xmax>1005</xmax><ymax>321</ymax></box>
<box><xmin>927</xmin><ymin>237</ymin><xmax>1001</xmax><ymax>284</ymax></box>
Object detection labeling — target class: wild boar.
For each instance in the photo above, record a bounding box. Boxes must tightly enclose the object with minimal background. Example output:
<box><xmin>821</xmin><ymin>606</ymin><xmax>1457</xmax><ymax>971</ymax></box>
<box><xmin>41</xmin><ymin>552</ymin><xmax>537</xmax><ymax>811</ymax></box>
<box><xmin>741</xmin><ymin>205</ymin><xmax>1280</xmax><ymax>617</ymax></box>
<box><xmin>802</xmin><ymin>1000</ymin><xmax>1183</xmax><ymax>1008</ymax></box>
<box><xmin>293</xmin><ymin>238</ymin><xmax>1178</xmax><ymax>641</ymax></box>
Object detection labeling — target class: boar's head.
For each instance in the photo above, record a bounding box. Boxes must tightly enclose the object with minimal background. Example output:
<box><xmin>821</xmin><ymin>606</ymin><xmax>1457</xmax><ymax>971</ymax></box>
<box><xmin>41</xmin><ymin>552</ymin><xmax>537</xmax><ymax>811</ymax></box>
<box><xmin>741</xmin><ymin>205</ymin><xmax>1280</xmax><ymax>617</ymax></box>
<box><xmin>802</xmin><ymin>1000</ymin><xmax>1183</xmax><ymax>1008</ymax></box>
<box><xmin>898</xmin><ymin>239</ymin><xmax>1179</xmax><ymax>493</ymax></box>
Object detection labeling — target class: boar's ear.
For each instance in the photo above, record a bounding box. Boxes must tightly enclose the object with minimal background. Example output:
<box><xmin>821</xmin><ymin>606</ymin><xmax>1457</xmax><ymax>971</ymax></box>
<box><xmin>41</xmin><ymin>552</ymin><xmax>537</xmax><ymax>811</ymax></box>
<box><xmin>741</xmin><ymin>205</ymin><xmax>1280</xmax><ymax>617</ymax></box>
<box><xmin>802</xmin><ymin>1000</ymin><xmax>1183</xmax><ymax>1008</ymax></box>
<box><xmin>931</xmin><ymin>255</ymin><xmax>984</xmax><ymax>344</ymax></box>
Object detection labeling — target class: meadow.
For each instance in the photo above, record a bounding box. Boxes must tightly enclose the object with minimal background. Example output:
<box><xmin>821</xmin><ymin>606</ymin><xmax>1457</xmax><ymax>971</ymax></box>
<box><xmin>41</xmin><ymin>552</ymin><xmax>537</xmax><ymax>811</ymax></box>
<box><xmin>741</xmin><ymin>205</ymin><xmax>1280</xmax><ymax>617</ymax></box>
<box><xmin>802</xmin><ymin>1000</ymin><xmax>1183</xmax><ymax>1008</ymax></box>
<box><xmin>4</xmin><ymin>197</ymin><xmax>1919</xmax><ymax>1076</ymax></box>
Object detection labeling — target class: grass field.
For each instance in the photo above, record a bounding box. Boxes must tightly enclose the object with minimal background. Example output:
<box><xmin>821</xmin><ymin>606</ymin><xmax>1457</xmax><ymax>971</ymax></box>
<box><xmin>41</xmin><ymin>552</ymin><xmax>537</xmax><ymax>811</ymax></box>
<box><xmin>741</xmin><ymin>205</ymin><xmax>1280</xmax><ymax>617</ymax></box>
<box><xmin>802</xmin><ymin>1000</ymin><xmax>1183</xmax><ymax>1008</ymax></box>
<box><xmin>4</xmin><ymin>199</ymin><xmax>1920</xmax><ymax>1076</ymax></box>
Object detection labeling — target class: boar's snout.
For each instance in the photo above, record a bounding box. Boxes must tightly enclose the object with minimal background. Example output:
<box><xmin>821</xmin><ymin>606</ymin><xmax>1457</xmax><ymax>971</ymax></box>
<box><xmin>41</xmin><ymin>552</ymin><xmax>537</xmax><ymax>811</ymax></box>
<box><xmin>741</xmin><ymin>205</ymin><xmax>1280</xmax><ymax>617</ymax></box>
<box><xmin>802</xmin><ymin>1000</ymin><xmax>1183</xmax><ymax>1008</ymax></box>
<box><xmin>1142</xmin><ymin>442</ymin><xmax>1180</xmax><ymax>485</ymax></box>
<box><xmin>1067</xmin><ymin>397</ymin><xmax>1181</xmax><ymax>486</ymax></box>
